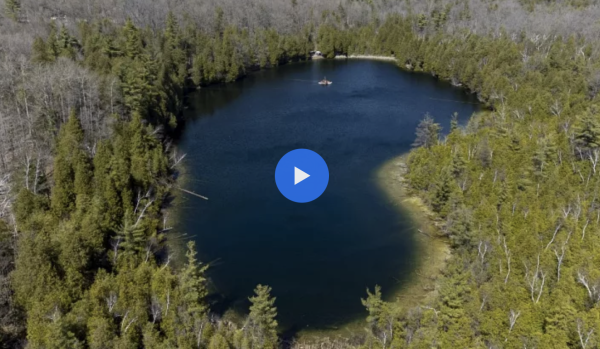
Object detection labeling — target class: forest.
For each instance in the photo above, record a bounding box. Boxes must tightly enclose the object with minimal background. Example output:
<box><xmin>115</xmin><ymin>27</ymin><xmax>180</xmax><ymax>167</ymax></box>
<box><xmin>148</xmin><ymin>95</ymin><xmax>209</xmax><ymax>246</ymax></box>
<box><xmin>2</xmin><ymin>0</ymin><xmax>600</xmax><ymax>348</ymax></box>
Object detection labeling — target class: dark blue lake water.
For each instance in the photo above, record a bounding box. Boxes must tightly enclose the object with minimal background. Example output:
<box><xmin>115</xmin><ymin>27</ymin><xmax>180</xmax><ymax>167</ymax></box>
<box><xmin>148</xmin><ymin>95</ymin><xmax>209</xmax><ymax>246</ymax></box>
<box><xmin>176</xmin><ymin>59</ymin><xmax>479</xmax><ymax>329</ymax></box>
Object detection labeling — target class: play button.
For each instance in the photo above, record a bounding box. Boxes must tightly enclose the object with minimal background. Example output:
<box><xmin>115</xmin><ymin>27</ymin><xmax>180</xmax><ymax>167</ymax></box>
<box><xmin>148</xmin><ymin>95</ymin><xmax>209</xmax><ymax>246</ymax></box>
<box><xmin>275</xmin><ymin>149</ymin><xmax>329</xmax><ymax>203</ymax></box>
<box><xmin>294</xmin><ymin>167</ymin><xmax>310</xmax><ymax>185</ymax></box>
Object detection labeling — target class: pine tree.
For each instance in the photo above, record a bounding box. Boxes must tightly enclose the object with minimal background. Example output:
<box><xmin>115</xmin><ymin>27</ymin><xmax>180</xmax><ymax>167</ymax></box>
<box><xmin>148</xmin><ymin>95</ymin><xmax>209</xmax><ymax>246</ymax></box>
<box><xmin>141</xmin><ymin>322</ymin><xmax>163</xmax><ymax>349</ymax></box>
<box><xmin>164</xmin><ymin>12</ymin><xmax>180</xmax><ymax>50</ymax></box>
<box><xmin>51</xmin><ymin>110</ymin><xmax>86</xmax><ymax>218</ymax></box>
<box><xmin>533</xmin><ymin>136</ymin><xmax>557</xmax><ymax>177</ymax></box>
<box><xmin>58</xmin><ymin>25</ymin><xmax>78</xmax><ymax>59</ymax></box>
<box><xmin>122</xmin><ymin>18</ymin><xmax>143</xmax><ymax>59</ymax></box>
<box><xmin>128</xmin><ymin>113</ymin><xmax>151</xmax><ymax>187</ymax></box>
<box><xmin>437</xmin><ymin>260</ymin><xmax>474</xmax><ymax>347</ymax></box>
<box><xmin>119</xmin><ymin>60</ymin><xmax>155</xmax><ymax>112</ymax></box>
<box><xmin>116</xmin><ymin>218</ymin><xmax>146</xmax><ymax>260</ymax></box>
<box><xmin>32</xmin><ymin>37</ymin><xmax>52</xmax><ymax>63</ymax></box>
<box><xmin>361</xmin><ymin>286</ymin><xmax>402</xmax><ymax>346</ymax></box>
<box><xmin>247</xmin><ymin>285</ymin><xmax>278</xmax><ymax>349</ymax></box>
<box><xmin>451</xmin><ymin>152</ymin><xmax>466</xmax><ymax>178</ymax></box>
<box><xmin>412</xmin><ymin>113</ymin><xmax>441</xmax><ymax>148</ymax></box>
<box><xmin>220</xmin><ymin>27</ymin><xmax>243</xmax><ymax>82</ymax></box>
<box><xmin>5</xmin><ymin>0</ymin><xmax>20</xmax><ymax>22</ymax></box>
<box><xmin>208</xmin><ymin>332</ymin><xmax>231</xmax><ymax>349</ymax></box>
<box><xmin>543</xmin><ymin>290</ymin><xmax>576</xmax><ymax>346</ymax></box>
<box><xmin>214</xmin><ymin>7</ymin><xmax>224</xmax><ymax>37</ymax></box>
<box><xmin>574</xmin><ymin>109</ymin><xmax>600</xmax><ymax>155</ymax></box>
<box><xmin>447</xmin><ymin>205</ymin><xmax>473</xmax><ymax>247</ymax></box>
<box><xmin>432</xmin><ymin>169</ymin><xmax>453</xmax><ymax>217</ymax></box>
<box><xmin>47</xmin><ymin>21</ymin><xmax>60</xmax><ymax>60</ymax></box>
<box><xmin>266</xmin><ymin>29</ymin><xmax>281</xmax><ymax>67</ymax></box>
<box><xmin>87</xmin><ymin>316</ymin><xmax>116</xmax><ymax>349</ymax></box>
<box><xmin>362</xmin><ymin>285</ymin><xmax>384</xmax><ymax>329</ymax></box>
<box><xmin>450</xmin><ymin>112</ymin><xmax>459</xmax><ymax>132</ymax></box>
<box><xmin>417</xmin><ymin>14</ymin><xmax>428</xmax><ymax>31</ymax></box>
<box><xmin>73</xmin><ymin>151</ymin><xmax>93</xmax><ymax>211</ymax></box>
<box><xmin>92</xmin><ymin>141</ymin><xmax>123</xmax><ymax>230</ymax></box>
<box><xmin>110</xmin><ymin>133</ymin><xmax>134</xmax><ymax>215</ymax></box>
<box><xmin>361</xmin><ymin>285</ymin><xmax>387</xmax><ymax>340</ymax></box>
<box><xmin>179</xmin><ymin>241</ymin><xmax>209</xmax><ymax>316</ymax></box>
<box><xmin>43</xmin><ymin>318</ymin><xmax>83</xmax><ymax>349</ymax></box>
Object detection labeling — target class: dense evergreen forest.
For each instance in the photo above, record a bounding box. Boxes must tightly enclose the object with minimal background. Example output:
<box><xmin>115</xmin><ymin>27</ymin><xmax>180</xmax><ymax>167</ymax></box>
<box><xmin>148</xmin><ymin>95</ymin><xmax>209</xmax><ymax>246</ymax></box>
<box><xmin>2</xmin><ymin>0</ymin><xmax>600</xmax><ymax>348</ymax></box>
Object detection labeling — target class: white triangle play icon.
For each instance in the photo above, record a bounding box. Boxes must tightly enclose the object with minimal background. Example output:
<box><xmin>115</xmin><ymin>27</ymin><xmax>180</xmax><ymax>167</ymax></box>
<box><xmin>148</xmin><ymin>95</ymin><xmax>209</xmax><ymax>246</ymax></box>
<box><xmin>294</xmin><ymin>167</ymin><xmax>310</xmax><ymax>185</ymax></box>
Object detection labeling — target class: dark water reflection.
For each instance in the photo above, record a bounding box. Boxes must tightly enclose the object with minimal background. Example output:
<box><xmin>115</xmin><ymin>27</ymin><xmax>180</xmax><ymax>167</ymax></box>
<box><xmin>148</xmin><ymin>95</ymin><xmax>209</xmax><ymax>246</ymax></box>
<box><xmin>177</xmin><ymin>60</ymin><xmax>479</xmax><ymax>329</ymax></box>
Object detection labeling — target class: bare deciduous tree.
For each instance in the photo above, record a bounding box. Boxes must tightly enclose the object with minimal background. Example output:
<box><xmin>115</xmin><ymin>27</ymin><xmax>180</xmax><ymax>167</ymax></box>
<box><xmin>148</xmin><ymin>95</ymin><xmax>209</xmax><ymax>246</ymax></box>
<box><xmin>577</xmin><ymin>318</ymin><xmax>594</xmax><ymax>349</ymax></box>
<box><xmin>506</xmin><ymin>309</ymin><xmax>520</xmax><ymax>342</ymax></box>
<box><xmin>577</xmin><ymin>270</ymin><xmax>600</xmax><ymax>305</ymax></box>
<box><xmin>524</xmin><ymin>254</ymin><xmax>546</xmax><ymax>304</ymax></box>
<box><xmin>502</xmin><ymin>236</ymin><xmax>511</xmax><ymax>284</ymax></box>
<box><xmin>553</xmin><ymin>230</ymin><xmax>572</xmax><ymax>282</ymax></box>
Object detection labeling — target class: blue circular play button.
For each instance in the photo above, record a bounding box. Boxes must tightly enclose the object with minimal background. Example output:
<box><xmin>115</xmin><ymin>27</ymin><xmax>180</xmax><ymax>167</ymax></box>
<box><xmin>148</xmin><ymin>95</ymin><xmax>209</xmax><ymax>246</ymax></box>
<box><xmin>275</xmin><ymin>149</ymin><xmax>329</xmax><ymax>203</ymax></box>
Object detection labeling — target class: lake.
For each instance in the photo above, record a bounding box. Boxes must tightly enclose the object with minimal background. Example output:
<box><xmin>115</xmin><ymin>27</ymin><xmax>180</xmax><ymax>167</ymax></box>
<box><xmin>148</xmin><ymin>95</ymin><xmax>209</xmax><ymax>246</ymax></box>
<box><xmin>175</xmin><ymin>59</ymin><xmax>480</xmax><ymax>329</ymax></box>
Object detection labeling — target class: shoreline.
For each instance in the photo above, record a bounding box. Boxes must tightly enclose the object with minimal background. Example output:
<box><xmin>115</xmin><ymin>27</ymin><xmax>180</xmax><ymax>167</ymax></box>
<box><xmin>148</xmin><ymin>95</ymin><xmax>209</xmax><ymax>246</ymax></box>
<box><xmin>374</xmin><ymin>155</ymin><xmax>450</xmax><ymax>308</ymax></box>
<box><xmin>292</xmin><ymin>154</ymin><xmax>450</xmax><ymax>343</ymax></box>
<box><xmin>165</xmin><ymin>161</ymin><xmax>194</xmax><ymax>268</ymax></box>
<box><xmin>334</xmin><ymin>54</ymin><xmax>396</xmax><ymax>61</ymax></box>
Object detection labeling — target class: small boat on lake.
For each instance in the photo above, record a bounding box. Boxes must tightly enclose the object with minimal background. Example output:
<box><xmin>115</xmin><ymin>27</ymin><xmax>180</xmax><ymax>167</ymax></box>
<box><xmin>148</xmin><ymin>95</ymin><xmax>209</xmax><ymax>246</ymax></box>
<box><xmin>318</xmin><ymin>77</ymin><xmax>332</xmax><ymax>85</ymax></box>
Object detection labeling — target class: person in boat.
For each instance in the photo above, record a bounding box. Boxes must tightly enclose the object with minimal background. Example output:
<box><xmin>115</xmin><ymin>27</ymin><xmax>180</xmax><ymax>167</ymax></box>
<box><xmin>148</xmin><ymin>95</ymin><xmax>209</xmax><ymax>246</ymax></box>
<box><xmin>319</xmin><ymin>76</ymin><xmax>331</xmax><ymax>85</ymax></box>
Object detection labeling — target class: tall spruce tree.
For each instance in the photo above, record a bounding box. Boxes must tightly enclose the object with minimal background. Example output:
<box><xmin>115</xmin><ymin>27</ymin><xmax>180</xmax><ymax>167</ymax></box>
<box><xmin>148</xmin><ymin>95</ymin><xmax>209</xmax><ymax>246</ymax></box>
<box><xmin>413</xmin><ymin>113</ymin><xmax>441</xmax><ymax>148</ymax></box>
<box><xmin>32</xmin><ymin>37</ymin><xmax>52</xmax><ymax>63</ymax></box>
<box><xmin>122</xmin><ymin>18</ymin><xmax>143</xmax><ymax>60</ymax></box>
<box><xmin>179</xmin><ymin>241</ymin><xmax>209</xmax><ymax>316</ymax></box>
<box><xmin>51</xmin><ymin>110</ymin><xmax>86</xmax><ymax>218</ymax></box>
<box><xmin>450</xmin><ymin>112</ymin><xmax>459</xmax><ymax>132</ymax></box>
<box><xmin>58</xmin><ymin>25</ymin><xmax>78</xmax><ymax>59</ymax></box>
<box><xmin>247</xmin><ymin>285</ymin><xmax>278</xmax><ymax>349</ymax></box>
<box><xmin>46</xmin><ymin>21</ymin><xmax>60</xmax><ymax>60</ymax></box>
<box><xmin>432</xmin><ymin>168</ymin><xmax>454</xmax><ymax>217</ymax></box>
<box><xmin>574</xmin><ymin>109</ymin><xmax>600</xmax><ymax>156</ymax></box>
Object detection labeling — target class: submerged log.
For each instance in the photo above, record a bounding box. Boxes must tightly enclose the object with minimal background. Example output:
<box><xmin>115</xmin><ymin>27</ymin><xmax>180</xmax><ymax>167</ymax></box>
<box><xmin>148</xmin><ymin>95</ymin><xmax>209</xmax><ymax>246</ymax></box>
<box><xmin>176</xmin><ymin>186</ymin><xmax>209</xmax><ymax>200</ymax></box>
